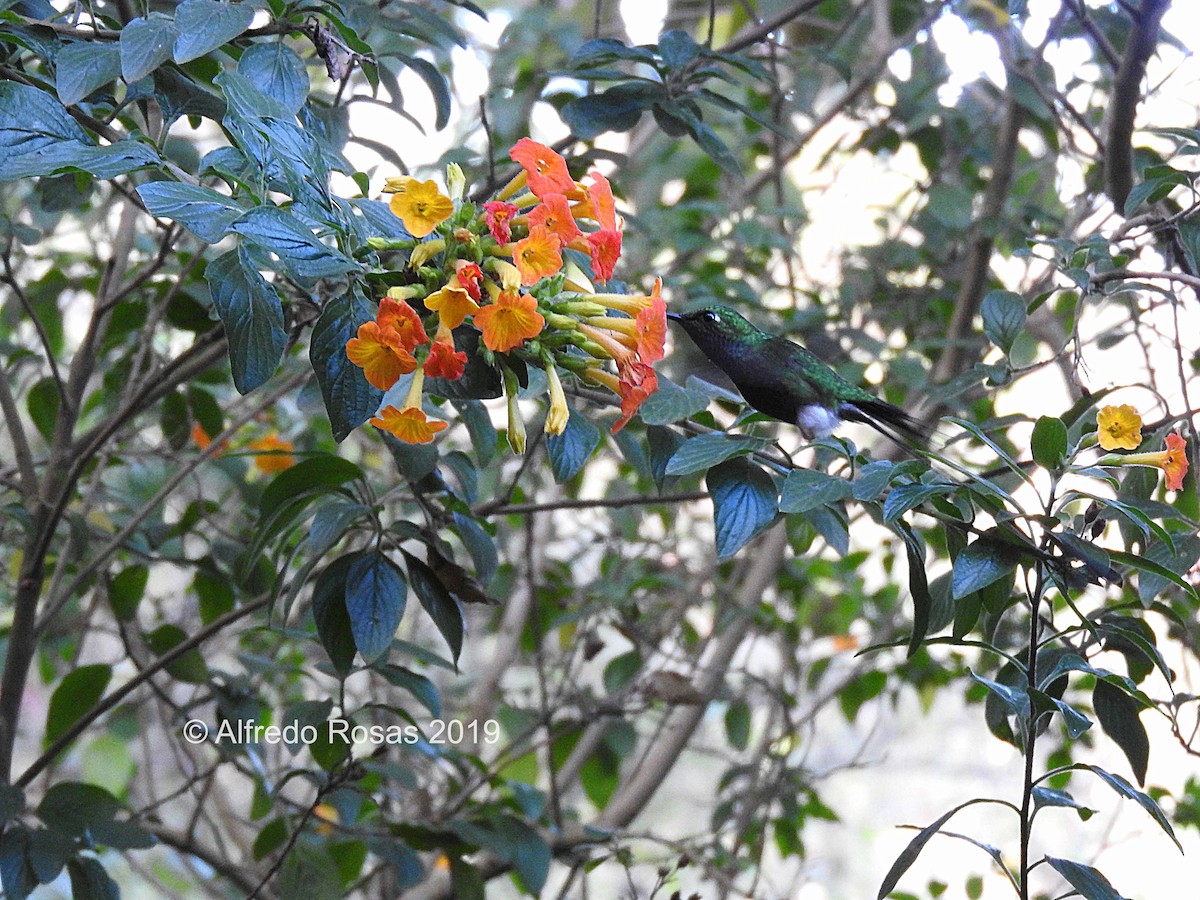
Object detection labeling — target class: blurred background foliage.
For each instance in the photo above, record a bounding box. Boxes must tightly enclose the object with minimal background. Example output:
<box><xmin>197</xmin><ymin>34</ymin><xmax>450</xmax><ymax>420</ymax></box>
<box><xmin>1</xmin><ymin>0</ymin><xmax>1199</xmax><ymax>897</ymax></box>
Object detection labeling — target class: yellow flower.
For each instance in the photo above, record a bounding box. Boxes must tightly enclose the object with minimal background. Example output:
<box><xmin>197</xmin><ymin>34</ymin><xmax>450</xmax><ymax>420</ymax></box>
<box><xmin>474</xmin><ymin>291</ymin><xmax>545</xmax><ymax>352</ymax></box>
<box><xmin>381</xmin><ymin>176</ymin><xmax>416</xmax><ymax>194</ymax></box>
<box><xmin>424</xmin><ymin>285</ymin><xmax>479</xmax><ymax>330</ymax></box>
<box><xmin>389</xmin><ymin>179</ymin><xmax>453</xmax><ymax>238</ymax></box>
<box><xmin>506</xmin><ymin>381</ymin><xmax>526</xmax><ymax>454</ymax></box>
<box><xmin>544</xmin><ymin>361</ymin><xmax>569</xmax><ymax>436</ymax></box>
<box><xmin>249</xmin><ymin>434</ymin><xmax>295</xmax><ymax>472</ymax></box>
<box><xmin>1097</xmin><ymin>404</ymin><xmax>1142</xmax><ymax>451</ymax></box>
<box><xmin>409</xmin><ymin>238</ymin><xmax>446</xmax><ymax>270</ymax></box>
<box><xmin>312</xmin><ymin>803</ymin><xmax>340</xmax><ymax>837</ymax></box>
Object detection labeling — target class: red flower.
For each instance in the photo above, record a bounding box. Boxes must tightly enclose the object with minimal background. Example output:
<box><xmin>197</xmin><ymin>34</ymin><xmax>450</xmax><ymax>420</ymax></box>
<box><xmin>424</xmin><ymin>338</ymin><xmax>467</xmax><ymax>380</ymax></box>
<box><xmin>377</xmin><ymin>297</ymin><xmax>429</xmax><ymax>351</ymax></box>
<box><xmin>588</xmin><ymin>169</ymin><xmax>617</xmax><ymax>230</ymax></box>
<box><xmin>483</xmin><ymin>201</ymin><xmax>519</xmax><ymax>244</ymax></box>
<box><xmin>454</xmin><ymin>261</ymin><xmax>484</xmax><ymax>301</ymax></box>
<box><xmin>587</xmin><ymin>228</ymin><xmax>622</xmax><ymax>283</ymax></box>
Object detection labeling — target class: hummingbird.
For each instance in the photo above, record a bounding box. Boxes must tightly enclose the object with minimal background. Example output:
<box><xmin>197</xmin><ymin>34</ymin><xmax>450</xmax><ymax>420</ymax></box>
<box><xmin>668</xmin><ymin>306</ymin><xmax>928</xmax><ymax>444</ymax></box>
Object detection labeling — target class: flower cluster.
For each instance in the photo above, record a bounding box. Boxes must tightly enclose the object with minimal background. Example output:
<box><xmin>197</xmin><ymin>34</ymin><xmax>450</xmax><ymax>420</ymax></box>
<box><xmin>346</xmin><ymin>139</ymin><xmax>666</xmax><ymax>447</ymax></box>
<box><xmin>1094</xmin><ymin>404</ymin><xmax>1189</xmax><ymax>491</ymax></box>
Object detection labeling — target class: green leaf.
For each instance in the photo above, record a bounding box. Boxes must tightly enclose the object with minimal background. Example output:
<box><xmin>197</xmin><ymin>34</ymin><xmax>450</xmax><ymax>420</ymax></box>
<box><xmin>0</xmin><ymin>82</ymin><xmax>90</xmax><ymax>181</ymax></box>
<box><xmin>1045</xmin><ymin>857</ymin><xmax>1126</xmax><ymax>900</ymax></box>
<box><xmin>646</xmin><ymin>425</ymin><xmax>685</xmax><ymax>491</ymax></box>
<box><xmin>882</xmin><ymin>482</ymin><xmax>954</xmax><ymax>523</ymax></box>
<box><xmin>853</xmin><ymin>460</ymin><xmax>895</xmax><ymax>500</ymax></box>
<box><xmin>66</xmin><ymin>857</ymin><xmax>119</xmax><ymax>900</ymax></box>
<box><xmin>969</xmin><ymin>669</ymin><xmax>1030</xmax><ymax>720</ymax></box>
<box><xmin>398</xmin><ymin>54</ymin><xmax>451</xmax><ymax>130</ymax></box>
<box><xmin>55</xmin><ymin>42</ymin><xmax>121</xmax><ymax>106</ymax></box>
<box><xmin>205</xmin><ymin>247</ymin><xmax>287</xmax><ymax>394</ymax></box>
<box><xmin>876</xmin><ymin>801</ymin><xmax>981</xmax><ymax>899</ymax></box>
<box><xmin>0</xmin><ymin>784</ymin><xmax>23</xmax><ymax>827</ymax></box>
<box><xmin>45</xmin><ymin>664</ymin><xmax>111</xmax><ymax>747</ymax></box>
<box><xmin>310</xmin><ymin>286</ymin><xmax>384</xmax><ymax>441</ymax></box>
<box><xmin>173</xmin><ymin>0</ymin><xmax>255</xmax><ymax>63</ymax></box>
<box><xmin>952</xmin><ymin>532</ymin><xmax>1021</xmax><ymax>598</ymax></box>
<box><xmin>980</xmin><ymin>290</ymin><xmax>1026</xmax><ymax>354</ymax></box>
<box><xmin>724</xmin><ymin>700</ymin><xmax>751</xmax><ymax>750</ymax></box>
<box><xmin>260</xmin><ymin>455</ymin><xmax>363</xmax><ymax>520</ymax></box>
<box><xmin>1075</xmin><ymin>763</ymin><xmax>1181</xmax><ymax>850</ymax></box>
<box><xmin>26</xmin><ymin>376</ymin><xmax>59</xmax><ymax>443</ymax></box>
<box><xmin>145</xmin><ymin>624</ymin><xmax>209</xmax><ymax>682</ymax></box>
<box><xmin>0</xmin><ymin>825</ymin><xmax>36</xmax><ymax>900</ymax></box>
<box><xmin>706</xmin><ymin>458</ymin><xmax>778</xmax><ymax>558</ymax></box>
<box><xmin>345</xmin><ymin>551</ymin><xmax>407</xmax><ymax>663</ymax></box>
<box><xmin>545</xmin><ymin>407</ymin><xmax>601</xmax><ymax>483</ymax></box>
<box><xmin>561</xmin><ymin>83</ymin><xmax>651</xmax><ymax>139</ymax></box>
<box><xmin>230</xmin><ymin>206</ymin><xmax>358</xmax><ymax>280</ymax></box>
<box><xmin>1093</xmin><ymin>679</ymin><xmax>1149</xmax><ymax>786</ymax></box>
<box><xmin>1031</xmin><ymin>786</ymin><xmax>1094</xmax><ymax>820</ymax></box>
<box><xmin>453</xmin><ymin>513</ymin><xmax>498</xmax><ymax>585</ymax></box>
<box><xmin>237</xmin><ymin>41</ymin><xmax>310</xmax><ymax>115</ymax></box>
<box><xmin>637</xmin><ymin>375</ymin><xmax>710</xmax><ymax>425</ymax></box>
<box><xmin>120</xmin><ymin>14</ymin><xmax>178</xmax><ymax>82</ymax></box>
<box><xmin>664</xmin><ymin>432</ymin><xmax>770</xmax><ymax>476</ymax></box>
<box><xmin>895</xmin><ymin>520</ymin><xmax>932</xmax><ymax>656</ymax></box>
<box><xmin>657</xmin><ymin>29</ymin><xmax>701</xmax><ymax>69</ymax></box>
<box><xmin>137</xmin><ymin>181</ymin><xmax>243</xmax><ymax>243</ymax></box>
<box><xmin>403</xmin><ymin>551</ymin><xmax>465</xmax><ymax>667</ymax></box>
<box><xmin>37</xmin><ymin>783</ymin><xmax>120</xmax><ymax>836</ymax></box>
<box><xmin>379</xmin><ymin>665</ymin><xmax>442</xmax><ymax>717</ymax></box>
<box><xmin>1031</xmin><ymin>415</ymin><xmax>1067</xmax><ymax>470</ymax></box>
<box><xmin>278</xmin><ymin>841</ymin><xmax>343</xmax><ymax>900</ymax></box>
<box><xmin>780</xmin><ymin>469</ymin><xmax>853</xmax><ymax>513</ymax></box>
<box><xmin>312</xmin><ymin>554</ymin><xmax>359</xmax><ymax>675</ymax></box>
<box><xmin>161</xmin><ymin>389</ymin><xmax>190</xmax><ymax>450</ymax></box>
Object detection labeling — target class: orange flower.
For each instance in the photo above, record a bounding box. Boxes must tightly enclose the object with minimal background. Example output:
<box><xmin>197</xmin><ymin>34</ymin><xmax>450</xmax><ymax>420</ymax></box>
<box><xmin>634</xmin><ymin>279</ymin><xmax>667</xmax><ymax>363</ymax></box>
<box><xmin>509</xmin><ymin>137</ymin><xmax>574</xmax><ymax>198</ymax></box>
<box><xmin>587</xmin><ymin>170</ymin><xmax>617</xmax><ymax>230</ymax></box>
<box><xmin>377</xmin><ymin>297</ymin><xmax>429</xmax><ymax>351</ymax></box>
<box><xmin>346</xmin><ymin>321</ymin><xmax>418</xmax><ymax>390</ymax></box>
<box><xmin>483</xmin><ymin>201</ymin><xmax>518</xmax><ymax>244</ymax></box>
<box><xmin>474</xmin><ymin>290</ymin><xmax>545</xmax><ymax>352</ymax></box>
<box><xmin>192</xmin><ymin>422</ymin><xmax>213</xmax><ymax>451</ymax></box>
<box><xmin>512</xmin><ymin>225</ymin><xmax>563</xmax><ymax>285</ymax></box>
<box><xmin>424</xmin><ymin>336</ymin><xmax>467</xmax><ymax>380</ymax></box>
<box><xmin>1097</xmin><ymin>404</ymin><xmax>1142</xmax><ymax>451</ymax></box>
<box><xmin>424</xmin><ymin>285</ymin><xmax>479</xmax><ymax>330</ymax></box>
<box><xmin>587</xmin><ymin>228</ymin><xmax>622</xmax><ymax>283</ymax></box>
<box><xmin>1099</xmin><ymin>431</ymin><xmax>1189</xmax><ymax>491</ymax></box>
<box><xmin>370</xmin><ymin>405</ymin><xmax>448</xmax><ymax>444</ymax></box>
<box><xmin>578</xmin><ymin>323</ymin><xmax>660</xmax><ymax>433</ymax></box>
<box><xmin>370</xmin><ymin>368</ymin><xmax>448</xmax><ymax>444</ymax></box>
<box><xmin>250</xmin><ymin>434</ymin><xmax>295</xmax><ymax>472</ymax></box>
<box><xmin>389</xmin><ymin>179</ymin><xmax>453</xmax><ymax>238</ymax></box>
<box><xmin>453</xmin><ymin>261</ymin><xmax>484</xmax><ymax>301</ymax></box>
<box><xmin>526</xmin><ymin>194</ymin><xmax>582</xmax><ymax>245</ymax></box>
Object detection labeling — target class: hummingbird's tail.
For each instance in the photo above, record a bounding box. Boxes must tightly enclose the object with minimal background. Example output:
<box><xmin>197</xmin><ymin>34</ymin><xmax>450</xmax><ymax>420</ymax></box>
<box><xmin>839</xmin><ymin>398</ymin><xmax>931</xmax><ymax>446</ymax></box>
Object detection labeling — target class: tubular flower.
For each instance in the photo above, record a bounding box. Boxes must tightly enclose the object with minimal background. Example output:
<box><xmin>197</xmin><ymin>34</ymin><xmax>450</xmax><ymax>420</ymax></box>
<box><xmin>381</xmin><ymin>176</ymin><xmax>416</xmax><ymax>194</ymax></box>
<box><xmin>509</xmin><ymin>137</ymin><xmax>574</xmax><ymax>198</ymax></box>
<box><xmin>453</xmin><ymin>261</ymin><xmax>484</xmax><ymax>301</ymax></box>
<box><xmin>587</xmin><ymin>229</ymin><xmax>622</xmax><ymax>283</ymax></box>
<box><xmin>544</xmin><ymin>360</ymin><xmax>569</xmax><ymax>436</ymax></box>
<box><xmin>192</xmin><ymin>422</ymin><xmax>213</xmax><ymax>451</ymax></box>
<box><xmin>512</xmin><ymin>225</ymin><xmax>563</xmax><ymax>285</ymax></box>
<box><xmin>475</xmin><ymin>290</ymin><xmax>545</xmax><ymax>352</ymax></box>
<box><xmin>578</xmin><ymin>324</ymin><xmax>660</xmax><ymax>433</ymax></box>
<box><xmin>505</xmin><ymin>380</ymin><xmax>527</xmax><ymax>454</ymax></box>
<box><xmin>370</xmin><ymin>369</ymin><xmax>448</xmax><ymax>444</ymax></box>
<box><xmin>424</xmin><ymin>285</ymin><xmax>479</xmax><ymax>330</ymax></box>
<box><xmin>483</xmin><ymin>200</ymin><xmax>519</xmax><ymax>244</ymax></box>
<box><xmin>346</xmin><ymin>321</ymin><xmax>418</xmax><ymax>389</ymax></box>
<box><xmin>250</xmin><ymin>434</ymin><xmax>295</xmax><ymax>472</ymax></box>
<box><xmin>634</xmin><ymin>280</ymin><xmax>667</xmax><ymax>363</ymax></box>
<box><xmin>424</xmin><ymin>332</ymin><xmax>467</xmax><ymax>380</ymax></box>
<box><xmin>408</xmin><ymin>238</ymin><xmax>446</xmax><ymax>270</ymax></box>
<box><xmin>377</xmin><ymin>297</ymin><xmax>429</xmax><ymax>351</ymax></box>
<box><xmin>1098</xmin><ymin>432</ymin><xmax>1189</xmax><ymax>491</ymax></box>
<box><xmin>526</xmin><ymin>194</ymin><xmax>583</xmax><ymax>245</ymax></box>
<box><xmin>587</xmin><ymin>170</ymin><xmax>618</xmax><ymax>230</ymax></box>
<box><xmin>390</xmin><ymin>179</ymin><xmax>453</xmax><ymax>238</ymax></box>
<box><xmin>1097</xmin><ymin>404</ymin><xmax>1143</xmax><ymax>451</ymax></box>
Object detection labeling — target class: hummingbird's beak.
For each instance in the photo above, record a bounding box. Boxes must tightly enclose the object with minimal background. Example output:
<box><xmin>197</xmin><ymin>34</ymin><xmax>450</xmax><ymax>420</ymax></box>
<box><xmin>666</xmin><ymin>311</ymin><xmax>683</xmax><ymax>322</ymax></box>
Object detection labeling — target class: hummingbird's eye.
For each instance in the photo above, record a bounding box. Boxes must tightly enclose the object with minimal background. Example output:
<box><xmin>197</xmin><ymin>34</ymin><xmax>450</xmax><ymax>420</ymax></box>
<box><xmin>702</xmin><ymin>310</ymin><xmax>720</xmax><ymax>323</ymax></box>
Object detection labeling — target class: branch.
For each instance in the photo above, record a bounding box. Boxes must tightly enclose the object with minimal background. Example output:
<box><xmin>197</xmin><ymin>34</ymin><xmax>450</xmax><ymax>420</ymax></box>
<box><xmin>717</xmin><ymin>0</ymin><xmax>830</xmax><ymax>54</ymax></box>
<box><xmin>1091</xmin><ymin>268</ymin><xmax>1200</xmax><ymax>293</ymax></box>
<box><xmin>474</xmin><ymin>490</ymin><xmax>708</xmax><ymax>516</ymax></box>
<box><xmin>1103</xmin><ymin>0</ymin><xmax>1170</xmax><ymax>210</ymax></box>
<box><xmin>0</xmin><ymin>365</ymin><xmax>38</xmax><ymax>503</ymax></box>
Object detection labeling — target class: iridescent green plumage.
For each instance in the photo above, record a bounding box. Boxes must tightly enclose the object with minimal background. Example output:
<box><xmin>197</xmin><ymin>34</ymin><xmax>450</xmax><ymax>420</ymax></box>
<box><xmin>668</xmin><ymin>306</ymin><xmax>927</xmax><ymax>444</ymax></box>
